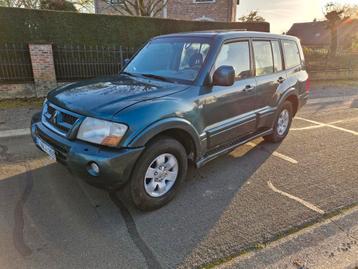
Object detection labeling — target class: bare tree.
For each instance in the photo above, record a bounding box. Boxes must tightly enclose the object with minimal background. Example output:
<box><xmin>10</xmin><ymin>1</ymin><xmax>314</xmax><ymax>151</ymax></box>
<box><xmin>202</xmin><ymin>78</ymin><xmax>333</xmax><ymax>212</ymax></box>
<box><xmin>103</xmin><ymin>0</ymin><xmax>168</xmax><ymax>17</ymax></box>
<box><xmin>0</xmin><ymin>0</ymin><xmax>41</xmax><ymax>8</ymax></box>
<box><xmin>238</xmin><ymin>10</ymin><xmax>265</xmax><ymax>23</ymax></box>
<box><xmin>0</xmin><ymin>0</ymin><xmax>93</xmax><ymax>11</ymax></box>
<box><xmin>324</xmin><ymin>2</ymin><xmax>357</xmax><ymax>56</ymax></box>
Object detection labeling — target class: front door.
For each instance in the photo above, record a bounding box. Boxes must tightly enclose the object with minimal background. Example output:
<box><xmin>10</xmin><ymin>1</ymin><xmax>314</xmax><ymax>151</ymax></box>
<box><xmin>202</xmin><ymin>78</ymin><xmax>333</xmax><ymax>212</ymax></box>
<box><xmin>201</xmin><ymin>40</ymin><xmax>257</xmax><ymax>149</ymax></box>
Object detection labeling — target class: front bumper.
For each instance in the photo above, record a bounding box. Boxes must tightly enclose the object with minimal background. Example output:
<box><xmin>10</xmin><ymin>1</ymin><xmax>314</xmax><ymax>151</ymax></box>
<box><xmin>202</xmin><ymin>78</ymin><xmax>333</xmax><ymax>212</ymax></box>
<box><xmin>31</xmin><ymin>113</ymin><xmax>144</xmax><ymax>189</ymax></box>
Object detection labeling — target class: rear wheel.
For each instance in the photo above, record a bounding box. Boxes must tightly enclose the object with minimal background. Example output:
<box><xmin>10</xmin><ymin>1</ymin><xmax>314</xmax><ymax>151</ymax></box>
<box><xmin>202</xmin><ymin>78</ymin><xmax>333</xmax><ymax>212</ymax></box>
<box><xmin>264</xmin><ymin>101</ymin><xmax>293</xmax><ymax>143</ymax></box>
<box><xmin>130</xmin><ymin>136</ymin><xmax>188</xmax><ymax>211</ymax></box>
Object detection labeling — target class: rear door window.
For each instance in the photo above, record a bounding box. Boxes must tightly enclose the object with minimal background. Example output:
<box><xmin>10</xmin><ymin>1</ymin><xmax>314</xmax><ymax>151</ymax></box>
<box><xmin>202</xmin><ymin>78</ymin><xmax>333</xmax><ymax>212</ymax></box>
<box><xmin>271</xmin><ymin>40</ymin><xmax>283</xmax><ymax>72</ymax></box>
<box><xmin>282</xmin><ymin>40</ymin><xmax>301</xmax><ymax>69</ymax></box>
<box><xmin>214</xmin><ymin>41</ymin><xmax>251</xmax><ymax>80</ymax></box>
<box><xmin>253</xmin><ymin>41</ymin><xmax>274</xmax><ymax>76</ymax></box>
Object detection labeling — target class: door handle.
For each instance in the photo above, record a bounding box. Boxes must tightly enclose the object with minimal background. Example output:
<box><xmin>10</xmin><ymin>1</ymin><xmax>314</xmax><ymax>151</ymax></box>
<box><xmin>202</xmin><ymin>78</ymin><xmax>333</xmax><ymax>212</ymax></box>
<box><xmin>243</xmin><ymin>85</ymin><xmax>254</xmax><ymax>92</ymax></box>
<box><xmin>277</xmin><ymin>77</ymin><xmax>285</xmax><ymax>84</ymax></box>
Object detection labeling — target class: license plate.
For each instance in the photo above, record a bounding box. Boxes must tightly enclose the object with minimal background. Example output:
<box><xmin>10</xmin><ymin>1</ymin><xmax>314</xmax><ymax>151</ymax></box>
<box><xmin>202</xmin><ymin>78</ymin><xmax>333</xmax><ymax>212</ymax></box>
<box><xmin>36</xmin><ymin>137</ymin><xmax>56</xmax><ymax>160</ymax></box>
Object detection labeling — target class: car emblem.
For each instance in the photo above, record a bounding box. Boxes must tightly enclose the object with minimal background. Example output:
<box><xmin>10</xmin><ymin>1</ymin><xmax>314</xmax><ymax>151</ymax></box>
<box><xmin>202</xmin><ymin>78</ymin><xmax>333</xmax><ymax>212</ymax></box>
<box><xmin>50</xmin><ymin>111</ymin><xmax>59</xmax><ymax>125</ymax></box>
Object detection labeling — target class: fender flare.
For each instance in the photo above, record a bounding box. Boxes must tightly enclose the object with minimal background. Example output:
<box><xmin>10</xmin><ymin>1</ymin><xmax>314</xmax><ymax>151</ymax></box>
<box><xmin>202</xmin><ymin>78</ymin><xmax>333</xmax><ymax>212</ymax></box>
<box><xmin>276</xmin><ymin>87</ymin><xmax>299</xmax><ymax>112</ymax></box>
<box><xmin>127</xmin><ymin>117</ymin><xmax>202</xmax><ymax>157</ymax></box>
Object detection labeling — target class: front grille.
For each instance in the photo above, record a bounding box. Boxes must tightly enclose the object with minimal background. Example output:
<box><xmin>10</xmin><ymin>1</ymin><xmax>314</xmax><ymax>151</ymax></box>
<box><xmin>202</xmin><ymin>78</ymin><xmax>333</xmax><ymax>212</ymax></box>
<box><xmin>42</xmin><ymin>102</ymin><xmax>80</xmax><ymax>136</ymax></box>
<box><xmin>62</xmin><ymin>113</ymin><xmax>77</xmax><ymax>125</ymax></box>
<box><xmin>47</xmin><ymin>105</ymin><xmax>55</xmax><ymax>115</ymax></box>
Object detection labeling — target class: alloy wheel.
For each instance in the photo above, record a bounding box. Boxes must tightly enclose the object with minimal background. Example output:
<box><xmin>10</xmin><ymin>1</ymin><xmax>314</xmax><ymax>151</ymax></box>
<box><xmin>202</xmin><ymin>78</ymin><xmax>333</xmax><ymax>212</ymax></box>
<box><xmin>143</xmin><ymin>153</ymin><xmax>179</xmax><ymax>198</ymax></box>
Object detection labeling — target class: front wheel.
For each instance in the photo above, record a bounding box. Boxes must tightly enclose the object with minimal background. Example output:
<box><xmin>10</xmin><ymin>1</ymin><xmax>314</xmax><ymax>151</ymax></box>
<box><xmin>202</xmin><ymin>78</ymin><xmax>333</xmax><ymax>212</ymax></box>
<box><xmin>264</xmin><ymin>101</ymin><xmax>293</xmax><ymax>143</ymax></box>
<box><xmin>130</xmin><ymin>136</ymin><xmax>188</xmax><ymax>211</ymax></box>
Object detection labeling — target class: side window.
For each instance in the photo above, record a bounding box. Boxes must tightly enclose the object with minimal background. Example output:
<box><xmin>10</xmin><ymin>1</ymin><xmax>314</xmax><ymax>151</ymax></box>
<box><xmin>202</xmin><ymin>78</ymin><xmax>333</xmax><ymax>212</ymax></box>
<box><xmin>271</xmin><ymin>40</ymin><xmax>283</xmax><ymax>72</ymax></box>
<box><xmin>214</xmin><ymin>41</ymin><xmax>251</xmax><ymax>80</ymax></box>
<box><xmin>282</xmin><ymin>40</ymin><xmax>301</xmax><ymax>69</ymax></box>
<box><xmin>253</xmin><ymin>41</ymin><xmax>274</xmax><ymax>76</ymax></box>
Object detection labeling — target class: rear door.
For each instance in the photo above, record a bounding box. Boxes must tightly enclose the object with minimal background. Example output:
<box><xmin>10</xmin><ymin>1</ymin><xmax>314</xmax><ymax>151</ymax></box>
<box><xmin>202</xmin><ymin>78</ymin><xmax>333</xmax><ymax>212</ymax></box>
<box><xmin>253</xmin><ymin>39</ymin><xmax>286</xmax><ymax>110</ymax></box>
<box><xmin>282</xmin><ymin>39</ymin><xmax>308</xmax><ymax>96</ymax></box>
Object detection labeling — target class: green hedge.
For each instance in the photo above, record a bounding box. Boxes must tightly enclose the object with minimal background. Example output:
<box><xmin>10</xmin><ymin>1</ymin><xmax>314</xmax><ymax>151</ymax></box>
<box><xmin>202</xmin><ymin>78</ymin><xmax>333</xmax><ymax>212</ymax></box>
<box><xmin>0</xmin><ymin>7</ymin><xmax>269</xmax><ymax>47</ymax></box>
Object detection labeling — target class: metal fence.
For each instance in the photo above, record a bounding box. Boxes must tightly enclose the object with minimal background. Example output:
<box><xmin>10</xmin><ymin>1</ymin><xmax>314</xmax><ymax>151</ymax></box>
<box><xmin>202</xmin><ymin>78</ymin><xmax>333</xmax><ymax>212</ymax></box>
<box><xmin>0</xmin><ymin>44</ymin><xmax>33</xmax><ymax>83</ymax></box>
<box><xmin>3</xmin><ymin>43</ymin><xmax>357</xmax><ymax>84</ymax></box>
<box><xmin>53</xmin><ymin>45</ymin><xmax>137</xmax><ymax>82</ymax></box>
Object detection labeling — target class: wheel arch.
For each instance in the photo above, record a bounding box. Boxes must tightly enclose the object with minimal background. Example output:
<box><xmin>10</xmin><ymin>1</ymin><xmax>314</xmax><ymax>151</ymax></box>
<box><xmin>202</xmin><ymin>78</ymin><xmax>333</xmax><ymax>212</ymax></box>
<box><xmin>285</xmin><ymin>94</ymin><xmax>299</xmax><ymax>116</ymax></box>
<box><xmin>128</xmin><ymin>118</ymin><xmax>202</xmax><ymax>161</ymax></box>
<box><xmin>279</xmin><ymin>88</ymin><xmax>299</xmax><ymax>116</ymax></box>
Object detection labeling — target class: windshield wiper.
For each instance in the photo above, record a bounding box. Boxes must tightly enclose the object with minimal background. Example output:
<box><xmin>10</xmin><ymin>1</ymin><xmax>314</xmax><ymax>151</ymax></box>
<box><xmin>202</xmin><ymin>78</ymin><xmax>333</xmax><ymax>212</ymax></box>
<box><xmin>141</xmin><ymin>73</ymin><xmax>172</xmax><ymax>82</ymax></box>
<box><xmin>121</xmin><ymin>71</ymin><xmax>136</xmax><ymax>77</ymax></box>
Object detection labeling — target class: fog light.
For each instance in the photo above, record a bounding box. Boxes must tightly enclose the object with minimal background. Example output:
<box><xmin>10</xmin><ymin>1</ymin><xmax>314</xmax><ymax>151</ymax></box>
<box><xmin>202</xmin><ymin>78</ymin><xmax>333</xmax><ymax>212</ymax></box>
<box><xmin>87</xmin><ymin>162</ymin><xmax>100</xmax><ymax>176</ymax></box>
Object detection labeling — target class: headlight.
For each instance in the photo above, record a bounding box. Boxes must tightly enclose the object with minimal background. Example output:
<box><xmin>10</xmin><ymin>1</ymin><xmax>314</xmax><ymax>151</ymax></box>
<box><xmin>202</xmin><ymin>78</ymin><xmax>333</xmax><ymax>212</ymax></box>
<box><xmin>77</xmin><ymin>117</ymin><xmax>128</xmax><ymax>147</ymax></box>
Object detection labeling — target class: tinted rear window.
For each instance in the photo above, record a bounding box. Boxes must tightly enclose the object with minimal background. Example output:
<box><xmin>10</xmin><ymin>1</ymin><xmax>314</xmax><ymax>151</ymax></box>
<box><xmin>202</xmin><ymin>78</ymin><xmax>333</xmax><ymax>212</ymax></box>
<box><xmin>282</xmin><ymin>40</ymin><xmax>301</xmax><ymax>69</ymax></box>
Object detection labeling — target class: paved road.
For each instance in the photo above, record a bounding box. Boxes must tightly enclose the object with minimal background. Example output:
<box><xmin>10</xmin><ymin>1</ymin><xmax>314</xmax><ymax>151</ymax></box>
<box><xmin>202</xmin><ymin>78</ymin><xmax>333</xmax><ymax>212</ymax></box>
<box><xmin>218</xmin><ymin>207</ymin><xmax>358</xmax><ymax>269</ymax></box>
<box><xmin>0</xmin><ymin>83</ymin><xmax>357</xmax><ymax>268</ymax></box>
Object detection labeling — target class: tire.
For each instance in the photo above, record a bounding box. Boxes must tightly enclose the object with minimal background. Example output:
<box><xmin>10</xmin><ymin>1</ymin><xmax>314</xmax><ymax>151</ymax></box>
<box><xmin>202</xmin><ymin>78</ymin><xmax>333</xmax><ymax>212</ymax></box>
<box><xmin>130</xmin><ymin>136</ymin><xmax>188</xmax><ymax>211</ymax></box>
<box><xmin>264</xmin><ymin>101</ymin><xmax>293</xmax><ymax>143</ymax></box>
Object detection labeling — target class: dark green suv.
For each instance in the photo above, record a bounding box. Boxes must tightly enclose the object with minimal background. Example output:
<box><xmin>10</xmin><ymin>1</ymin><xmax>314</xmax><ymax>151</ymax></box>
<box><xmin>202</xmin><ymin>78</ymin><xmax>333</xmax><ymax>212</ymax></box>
<box><xmin>31</xmin><ymin>31</ymin><xmax>309</xmax><ymax>210</ymax></box>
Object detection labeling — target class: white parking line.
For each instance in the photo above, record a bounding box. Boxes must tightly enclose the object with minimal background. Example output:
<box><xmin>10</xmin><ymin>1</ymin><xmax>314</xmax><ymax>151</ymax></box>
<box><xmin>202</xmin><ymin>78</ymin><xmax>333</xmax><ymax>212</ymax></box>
<box><xmin>271</xmin><ymin>152</ymin><xmax>298</xmax><ymax>164</ymax></box>
<box><xmin>327</xmin><ymin>117</ymin><xmax>358</xmax><ymax>124</ymax></box>
<box><xmin>267</xmin><ymin>180</ymin><xmax>325</xmax><ymax>214</ymax></box>
<box><xmin>291</xmin><ymin>125</ymin><xmax>323</xmax><ymax>131</ymax></box>
<box><xmin>0</xmin><ymin>128</ymin><xmax>30</xmax><ymax>138</ymax></box>
<box><xmin>295</xmin><ymin>117</ymin><xmax>358</xmax><ymax>136</ymax></box>
<box><xmin>247</xmin><ymin>142</ymin><xmax>298</xmax><ymax>164</ymax></box>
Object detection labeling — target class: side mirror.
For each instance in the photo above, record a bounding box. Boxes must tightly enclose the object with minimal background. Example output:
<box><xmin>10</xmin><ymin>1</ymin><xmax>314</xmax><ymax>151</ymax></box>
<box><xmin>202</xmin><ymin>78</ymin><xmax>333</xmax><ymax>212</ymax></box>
<box><xmin>213</xmin><ymin>65</ymin><xmax>235</xmax><ymax>86</ymax></box>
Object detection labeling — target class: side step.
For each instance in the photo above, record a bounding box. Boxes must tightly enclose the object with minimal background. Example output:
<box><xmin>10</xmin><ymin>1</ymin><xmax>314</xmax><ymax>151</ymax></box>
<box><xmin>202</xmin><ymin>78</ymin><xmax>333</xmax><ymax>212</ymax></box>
<box><xmin>196</xmin><ymin>128</ymin><xmax>273</xmax><ymax>168</ymax></box>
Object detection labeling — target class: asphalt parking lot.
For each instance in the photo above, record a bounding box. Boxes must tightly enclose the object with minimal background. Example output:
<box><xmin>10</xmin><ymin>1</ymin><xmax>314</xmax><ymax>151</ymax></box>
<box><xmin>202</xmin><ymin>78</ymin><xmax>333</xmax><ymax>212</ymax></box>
<box><xmin>0</xmin><ymin>82</ymin><xmax>357</xmax><ymax>268</ymax></box>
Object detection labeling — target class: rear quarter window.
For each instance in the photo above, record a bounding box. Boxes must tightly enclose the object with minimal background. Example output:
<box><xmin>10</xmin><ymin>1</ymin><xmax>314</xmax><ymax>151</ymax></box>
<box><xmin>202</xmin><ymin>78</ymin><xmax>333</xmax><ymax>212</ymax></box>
<box><xmin>282</xmin><ymin>40</ymin><xmax>301</xmax><ymax>69</ymax></box>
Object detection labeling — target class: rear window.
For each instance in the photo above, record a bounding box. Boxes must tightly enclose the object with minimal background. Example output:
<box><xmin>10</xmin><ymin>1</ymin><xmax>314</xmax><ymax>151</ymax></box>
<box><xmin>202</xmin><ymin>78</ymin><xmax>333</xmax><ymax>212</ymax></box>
<box><xmin>282</xmin><ymin>40</ymin><xmax>301</xmax><ymax>69</ymax></box>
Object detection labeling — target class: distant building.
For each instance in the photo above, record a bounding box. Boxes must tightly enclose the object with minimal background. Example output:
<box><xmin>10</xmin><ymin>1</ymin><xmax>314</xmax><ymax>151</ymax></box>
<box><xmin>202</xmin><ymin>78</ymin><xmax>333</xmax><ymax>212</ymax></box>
<box><xmin>287</xmin><ymin>22</ymin><xmax>330</xmax><ymax>48</ymax></box>
<box><xmin>95</xmin><ymin>0</ymin><xmax>238</xmax><ymax>22</ymax></box>
<box><xmin>287</xmin><ymin>20</ymin><xmax>358</xmax><ymax>50</ymax></box>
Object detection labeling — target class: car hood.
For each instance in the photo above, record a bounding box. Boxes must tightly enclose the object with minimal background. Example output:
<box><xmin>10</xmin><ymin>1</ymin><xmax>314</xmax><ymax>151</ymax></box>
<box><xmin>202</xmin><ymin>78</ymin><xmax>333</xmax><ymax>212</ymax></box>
<box><xmin>48</xmin><ymin>75</ymin><xmax>189</xmax><ymax>119</ymax></box>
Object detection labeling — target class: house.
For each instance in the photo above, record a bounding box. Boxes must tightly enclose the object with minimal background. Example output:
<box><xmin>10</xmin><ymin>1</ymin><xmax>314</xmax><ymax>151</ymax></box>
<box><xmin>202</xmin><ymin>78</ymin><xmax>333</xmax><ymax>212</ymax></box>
<box><xmin>287</xmin><ymin>21</ymin><xmax>330</xmax><ymax>48</ymax></box>
<box><xmin>287</xmin><ymin>20</ymin><xmax>358</xmax><ymax>50</ymax></box>
<box><xmin>95</xmin><ymin>0</ymin><xmax>238</xmax><ymax>22</ymax></box>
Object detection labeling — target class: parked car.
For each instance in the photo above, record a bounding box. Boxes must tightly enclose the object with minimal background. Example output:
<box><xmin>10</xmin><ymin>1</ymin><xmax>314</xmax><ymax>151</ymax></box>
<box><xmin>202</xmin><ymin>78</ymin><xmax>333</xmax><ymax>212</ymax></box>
<box><xmin>31</xmin><ymin>31</ymin><xmax>309</xmax><ymax>210</ymax></box>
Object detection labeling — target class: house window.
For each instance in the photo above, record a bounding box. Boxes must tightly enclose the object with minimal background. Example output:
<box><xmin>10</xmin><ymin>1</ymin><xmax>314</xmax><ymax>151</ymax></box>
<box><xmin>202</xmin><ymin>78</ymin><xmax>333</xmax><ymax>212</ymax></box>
<box><xmin>194</xmin><ymin>0</ymin><xmax>216</xmax><ymax>3</ymax></box>
<box><xmin>194</xmin><ymin>16</ymin><xmax>214</xmax><ymax>21</ymax></box>
<box><xmin>107</xmin><ymin>0</ymin><xmax>123</xmax><ymax>5</ymax></box>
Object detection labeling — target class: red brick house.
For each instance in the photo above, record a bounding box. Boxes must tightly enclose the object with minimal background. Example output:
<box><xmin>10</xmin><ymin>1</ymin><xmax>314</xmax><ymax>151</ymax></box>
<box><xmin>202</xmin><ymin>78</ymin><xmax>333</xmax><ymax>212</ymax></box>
<box><xmin>95</xmin><ymin>0</ymin><xmax>238</xmax><ymax>22</ymax></box>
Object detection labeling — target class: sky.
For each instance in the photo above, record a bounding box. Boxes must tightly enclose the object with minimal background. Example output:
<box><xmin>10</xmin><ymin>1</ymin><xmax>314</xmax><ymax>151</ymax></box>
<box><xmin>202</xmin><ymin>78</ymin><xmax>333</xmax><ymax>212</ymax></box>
<box><xmin>236</xmin><ymin>0</ymin><xmax>358</xmax><ymax>34</ymax></box>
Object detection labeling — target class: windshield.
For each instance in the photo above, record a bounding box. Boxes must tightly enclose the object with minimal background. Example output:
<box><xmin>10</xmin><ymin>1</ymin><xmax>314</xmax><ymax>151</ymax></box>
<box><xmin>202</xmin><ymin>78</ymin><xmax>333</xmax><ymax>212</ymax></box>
<box><xmin>124</xmin><ymin>37</ymin><xmax>211</xmax><ymax>83</ymax></box>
